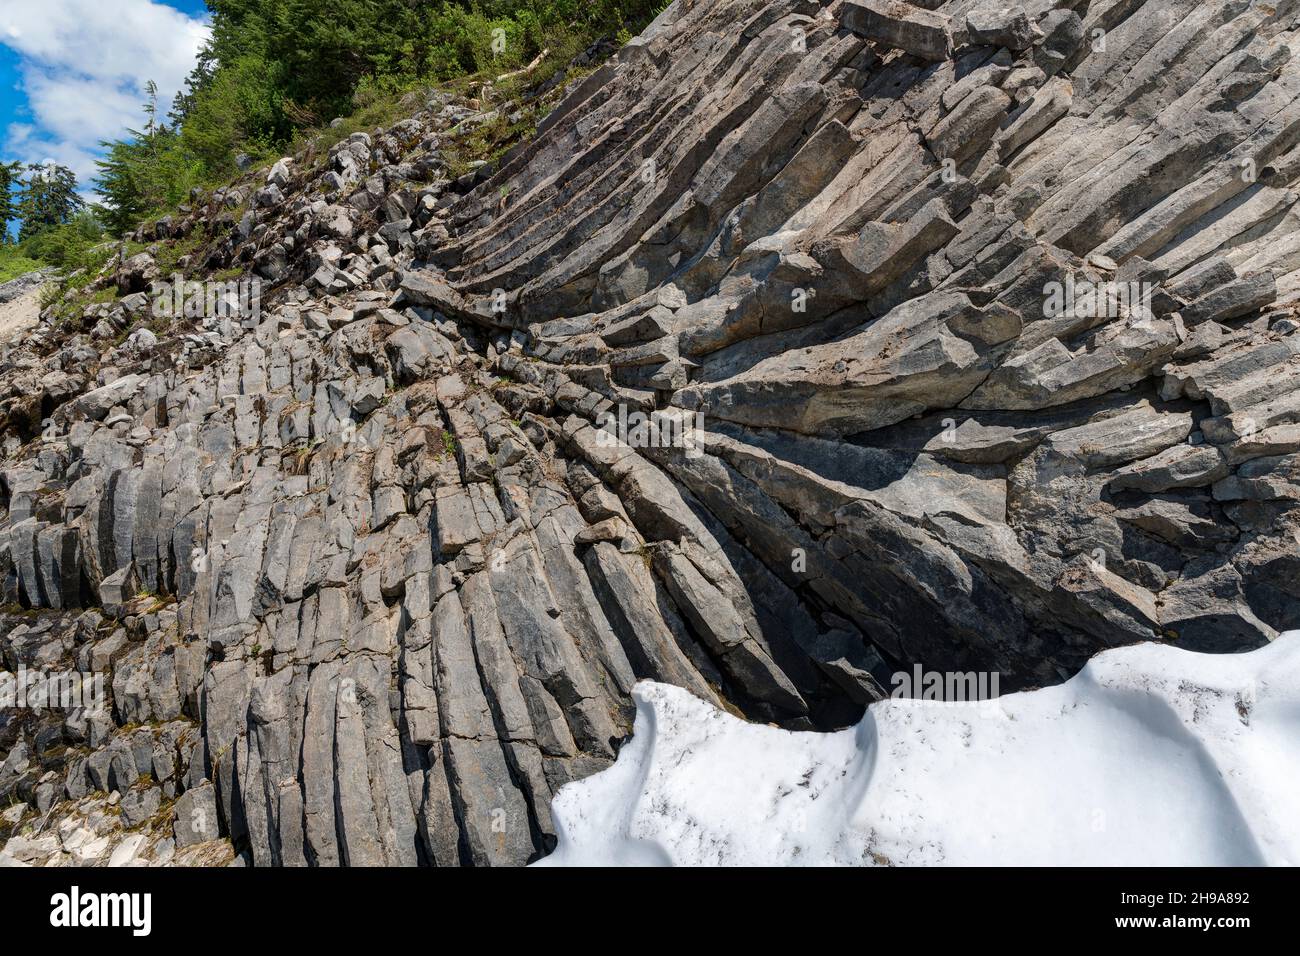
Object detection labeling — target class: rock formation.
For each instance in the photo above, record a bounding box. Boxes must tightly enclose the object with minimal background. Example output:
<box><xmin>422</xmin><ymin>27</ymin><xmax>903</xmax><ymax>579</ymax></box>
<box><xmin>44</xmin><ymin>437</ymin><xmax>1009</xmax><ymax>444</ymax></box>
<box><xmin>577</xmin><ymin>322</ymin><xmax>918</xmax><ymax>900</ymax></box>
<box><xmin>2</xmin><ymin>0</ymin><xmax>1299</xmax><ymax>865</ymax></box>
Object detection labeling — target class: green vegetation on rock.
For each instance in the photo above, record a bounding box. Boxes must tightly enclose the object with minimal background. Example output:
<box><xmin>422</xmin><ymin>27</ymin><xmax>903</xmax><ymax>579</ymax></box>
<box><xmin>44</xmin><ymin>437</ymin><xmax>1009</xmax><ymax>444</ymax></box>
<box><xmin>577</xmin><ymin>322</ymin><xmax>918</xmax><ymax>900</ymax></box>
<box><xmin>91</xmin><ymin>0</ymin><xmax>663</xmax><ymax>237</ymax></box>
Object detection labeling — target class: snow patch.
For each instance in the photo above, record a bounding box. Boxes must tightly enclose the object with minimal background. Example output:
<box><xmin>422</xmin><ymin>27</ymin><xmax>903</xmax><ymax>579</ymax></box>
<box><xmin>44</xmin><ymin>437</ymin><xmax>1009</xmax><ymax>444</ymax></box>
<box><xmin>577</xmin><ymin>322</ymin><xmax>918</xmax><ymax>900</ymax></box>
<box><xmin>536</xmin><ymin>634</ymin><xmax>1300</xmax><ymax>866</ymax></box>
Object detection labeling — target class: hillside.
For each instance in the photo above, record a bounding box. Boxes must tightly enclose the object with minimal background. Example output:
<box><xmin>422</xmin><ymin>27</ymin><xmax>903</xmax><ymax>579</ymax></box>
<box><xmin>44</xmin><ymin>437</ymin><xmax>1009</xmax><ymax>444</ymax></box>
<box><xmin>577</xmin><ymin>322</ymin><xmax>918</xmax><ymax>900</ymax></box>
<box><xmin>2</xmin><ymin>0</ymin><xmax>1300</xmax><ymax>867</ymax></box>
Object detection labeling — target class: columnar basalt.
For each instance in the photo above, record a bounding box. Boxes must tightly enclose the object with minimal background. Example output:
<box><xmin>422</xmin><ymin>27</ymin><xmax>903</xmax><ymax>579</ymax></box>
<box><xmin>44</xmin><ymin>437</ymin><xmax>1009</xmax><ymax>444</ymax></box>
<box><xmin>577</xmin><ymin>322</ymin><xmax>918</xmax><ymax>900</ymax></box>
<box><xmin>2</xmin><ymin>0</ymin><xmax>1299</xmax><ymax>866</ymax></box>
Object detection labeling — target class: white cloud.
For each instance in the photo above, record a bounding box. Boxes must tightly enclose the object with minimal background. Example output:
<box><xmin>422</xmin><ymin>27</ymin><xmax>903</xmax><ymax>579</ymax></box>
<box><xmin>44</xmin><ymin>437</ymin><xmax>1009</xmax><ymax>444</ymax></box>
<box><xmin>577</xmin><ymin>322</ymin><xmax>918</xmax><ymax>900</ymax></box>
<box><xmin>1</xmin><ymin>0</ymin><xmax>210</xmax><ymax>194</ymax></box>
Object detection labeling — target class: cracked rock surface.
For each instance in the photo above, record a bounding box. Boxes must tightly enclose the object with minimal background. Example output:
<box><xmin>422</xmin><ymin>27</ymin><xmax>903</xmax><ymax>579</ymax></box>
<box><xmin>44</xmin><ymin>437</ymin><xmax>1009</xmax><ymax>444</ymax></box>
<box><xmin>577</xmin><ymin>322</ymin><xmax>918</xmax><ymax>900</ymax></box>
<box><xmin>3</xmin><ymin>0</ymin><xmax>1300</xmax><ymax>866</ymax></box>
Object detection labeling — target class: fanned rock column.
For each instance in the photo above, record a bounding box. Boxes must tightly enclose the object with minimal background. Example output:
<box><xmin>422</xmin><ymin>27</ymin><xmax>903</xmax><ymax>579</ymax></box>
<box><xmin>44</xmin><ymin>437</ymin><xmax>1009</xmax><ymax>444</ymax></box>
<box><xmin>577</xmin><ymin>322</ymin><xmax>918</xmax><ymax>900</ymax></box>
<box><xmin>3</xmin><ymin>0</ymin><xmax>1300</xmax><ymax>865</ymax></box>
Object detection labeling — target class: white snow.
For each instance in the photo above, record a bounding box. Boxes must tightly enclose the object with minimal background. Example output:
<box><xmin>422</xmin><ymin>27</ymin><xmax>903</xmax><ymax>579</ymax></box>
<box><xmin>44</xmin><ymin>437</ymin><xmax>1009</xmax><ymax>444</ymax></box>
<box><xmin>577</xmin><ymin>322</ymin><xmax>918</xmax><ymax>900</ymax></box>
<box><xmin>536</xmin><ymin>633</ymin><xmax>1300</xmax><ymax>866</ymax></box>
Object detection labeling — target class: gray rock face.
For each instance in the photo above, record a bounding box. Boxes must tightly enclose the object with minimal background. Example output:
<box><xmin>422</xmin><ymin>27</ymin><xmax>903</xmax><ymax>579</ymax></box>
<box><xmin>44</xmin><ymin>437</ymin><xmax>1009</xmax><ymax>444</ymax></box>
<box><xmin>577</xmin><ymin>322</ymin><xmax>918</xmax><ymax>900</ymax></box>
<box><xmin>173</xmin><ymin>782</ymin><xmax>220</xmax><ymax>847</ymax></box>
<box><xmin>0</xmin><ymin>268</ymin><xmax>54</xmax><ymax>305</ymax></box>
<box><xmin>121</xmin><ymin>786</ymin><xmax>162</xmax><ymax>828</ymax></box>
<box><xmin>843</xmin><ymin>0</ymin><xmax>953</xmax><ymax>61</ymax></box>
<box><xmin>966</xmin><ymin>5</ymin><xmax>1041</xmax><ymax>51</ymax></box>
<box><xmin>3</xmin><ymin>0</ymin><xmax>1300</xmax><ymax>867</ymax></box>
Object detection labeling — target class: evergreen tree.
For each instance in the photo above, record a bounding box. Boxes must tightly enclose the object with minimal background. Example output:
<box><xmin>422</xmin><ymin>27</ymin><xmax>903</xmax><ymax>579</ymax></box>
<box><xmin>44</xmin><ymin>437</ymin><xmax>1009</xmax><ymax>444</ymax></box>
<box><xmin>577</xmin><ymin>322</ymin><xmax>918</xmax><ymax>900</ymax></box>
<box><xmin>0</xmin><ymin>161</ymin><xmax>22</xmax><ymax>243</ymax></box>
<box><xmin>93</xmin><ymin>139</ymin><xmax>152</xmax><ymax>236</ymax></box>
<box><xmin>89</xmin><ymin>0</ymin><xmax>664</xmax><ymax>237</ymax></box>
<box><xmin>95</xmin><ymin>81</ymin><xmax>195</xmax><ymax>235</ymax></box>
<box><xmin>17</xmin><ymin>163</ymin><xmax>85</xmax><ymax>241</ymax></box>
<box><xmin>168</xmin><ymin>48</ymin><xmax>219</xmax><ymax>128</ymax></box>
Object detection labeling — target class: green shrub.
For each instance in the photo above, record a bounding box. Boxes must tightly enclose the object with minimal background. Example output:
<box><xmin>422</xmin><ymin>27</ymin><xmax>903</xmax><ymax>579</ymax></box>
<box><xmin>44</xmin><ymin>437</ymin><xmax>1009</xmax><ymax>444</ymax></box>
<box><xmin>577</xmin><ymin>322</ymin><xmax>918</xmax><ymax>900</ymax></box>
<box><xmin>9</xmin><ymin>211</ymin><xmax>107</xmax><ymax>271</ymax></box>
<box><xmin>0</xmin><ymin>250</ymin><xmax>45</xmax><ymax>283</ymax></box>
<box><xmin>92</xmin><ymin>0</ymin><xmax>667</xmax><ymax>237</ymax></box>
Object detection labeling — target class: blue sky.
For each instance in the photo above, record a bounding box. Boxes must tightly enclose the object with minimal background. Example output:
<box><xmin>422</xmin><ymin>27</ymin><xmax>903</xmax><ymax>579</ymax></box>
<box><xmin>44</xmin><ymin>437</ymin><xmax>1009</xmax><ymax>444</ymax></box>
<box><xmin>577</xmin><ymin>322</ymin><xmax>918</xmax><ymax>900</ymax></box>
<box><xmin>1</xmin><ymin>0</ymin><xmax>211</xmax><ymax>203</ymax></box>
